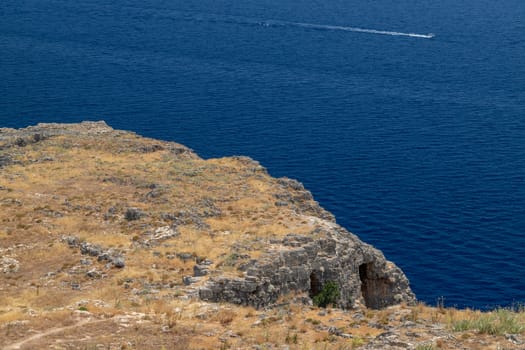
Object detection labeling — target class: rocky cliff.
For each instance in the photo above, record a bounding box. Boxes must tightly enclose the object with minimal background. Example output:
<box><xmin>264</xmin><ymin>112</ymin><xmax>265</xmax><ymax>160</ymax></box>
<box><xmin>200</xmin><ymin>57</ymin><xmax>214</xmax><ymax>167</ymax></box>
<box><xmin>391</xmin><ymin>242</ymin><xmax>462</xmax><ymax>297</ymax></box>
<box><xmin>199</xmin><ymin>227</ymin><xmax>414</xmax><ymax>310</ymax></box>
<box><xmin>2</xmin><ymin>122</ymin><xmax>524</xmax><ymax>350</ymax></box>
<box><xmin>0</xmin><ymin>121</ymin><xmax>414</xmax><ymax>311</ymax></box>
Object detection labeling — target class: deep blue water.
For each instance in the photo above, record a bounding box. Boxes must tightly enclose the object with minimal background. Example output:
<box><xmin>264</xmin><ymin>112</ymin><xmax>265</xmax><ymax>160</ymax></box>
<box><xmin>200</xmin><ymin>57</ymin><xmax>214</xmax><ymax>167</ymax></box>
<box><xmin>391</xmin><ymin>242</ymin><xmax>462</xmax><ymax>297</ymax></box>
<box><xmin>1</xmin><ymin>0</ymin><xmax>525</xmax><ymax>309</ymax></box>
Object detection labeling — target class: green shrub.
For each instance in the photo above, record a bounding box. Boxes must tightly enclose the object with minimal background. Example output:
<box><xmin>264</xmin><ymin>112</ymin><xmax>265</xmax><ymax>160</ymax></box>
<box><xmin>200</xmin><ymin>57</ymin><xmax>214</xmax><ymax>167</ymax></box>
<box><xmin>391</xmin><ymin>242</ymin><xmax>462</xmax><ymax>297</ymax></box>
<box><xmin>312</xmin><ymin>281</ymin><xmax>340</xmax><ymax>308</ymax></box>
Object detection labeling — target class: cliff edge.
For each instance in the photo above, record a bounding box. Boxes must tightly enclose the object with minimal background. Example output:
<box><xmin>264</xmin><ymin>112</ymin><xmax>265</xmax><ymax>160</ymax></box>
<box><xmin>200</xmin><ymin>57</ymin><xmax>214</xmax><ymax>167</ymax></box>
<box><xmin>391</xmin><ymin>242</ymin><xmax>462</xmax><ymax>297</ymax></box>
<box><xmin>3</xmin><ymin>122</ymin><xmax>521</xmax><ymax>349</ymax></box>
<box><xmin>0</xmin><ymin>121</ymin><xmax>414</xmax><ymax>311</ymax></box>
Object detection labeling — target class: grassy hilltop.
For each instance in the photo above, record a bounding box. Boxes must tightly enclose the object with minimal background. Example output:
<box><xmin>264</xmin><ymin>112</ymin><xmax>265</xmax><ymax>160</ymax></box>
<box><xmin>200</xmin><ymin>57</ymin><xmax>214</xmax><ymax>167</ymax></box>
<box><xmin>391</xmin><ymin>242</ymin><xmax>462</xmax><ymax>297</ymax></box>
<box><xmin>0</xmin><ymin>122</ymin><xmax>523</xmax><ymax>349</ymax></box>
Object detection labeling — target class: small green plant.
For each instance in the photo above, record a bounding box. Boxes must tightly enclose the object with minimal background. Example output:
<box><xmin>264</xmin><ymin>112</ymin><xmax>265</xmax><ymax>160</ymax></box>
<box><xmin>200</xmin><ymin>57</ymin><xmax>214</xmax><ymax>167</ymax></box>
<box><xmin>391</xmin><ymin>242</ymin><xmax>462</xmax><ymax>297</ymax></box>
<box><xmin>78</xmin><ymin>306</ymin><xmax>88</xmax><ymax>311</ymax></box>
<box><xmin>351</xmin><ymin>336</ymin><xmax>365</xmax><ymax>349</ymax></box>
<box><xmin>312</xmin><ymin>281</ymin><xmax>340</xmax><ymax>308</ymax></box>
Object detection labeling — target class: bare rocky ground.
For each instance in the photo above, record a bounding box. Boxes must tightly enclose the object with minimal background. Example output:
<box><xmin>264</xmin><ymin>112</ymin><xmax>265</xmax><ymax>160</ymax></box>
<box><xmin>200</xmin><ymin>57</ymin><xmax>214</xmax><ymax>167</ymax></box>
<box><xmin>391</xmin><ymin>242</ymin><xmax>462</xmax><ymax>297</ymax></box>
<box><xmin>1</xmin><ymin>122</ymin><xmax>523</xmax><ymax>349</ymax></box>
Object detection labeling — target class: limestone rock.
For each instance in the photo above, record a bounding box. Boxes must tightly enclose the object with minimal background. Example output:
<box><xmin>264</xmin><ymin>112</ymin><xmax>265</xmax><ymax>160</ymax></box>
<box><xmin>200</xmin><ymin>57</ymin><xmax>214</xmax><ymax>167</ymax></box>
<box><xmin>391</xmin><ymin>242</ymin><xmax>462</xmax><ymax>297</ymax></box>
<box><xmin>111</xmin><ymin>256</ymin><xmax>126</xmax><ymax>268</ymax></box>
<box><xmin>200</xmin><ymin>224</ymin><xmax>415</xmax><ymax>309</ymax></box>
<box><xmin>63</xmin><ymin>235</ymin><xmax>125</xmax><ymax>268</ymax></box>
<box><xmin>1</xmin><ymin>257</ymin><xmax>20</xmax><ymax>274</ymax></box>
<box><xmin>125</xmin><ymin>207</ymin><xmax>146</xmax><ymax>221</ymax></box>
<box><xmin>0</xmin><ymin>154</ymin><xmax>12</xmax><ymax>167</ymax></box>
<box><xmin>194</xmin><ymin>264</ymin><xmax>210</xmax><ymax>277</ymax></box>
<box><xmin>183</xmin><ymin>276</ymin><xmax>202</xmax><ymax>285</ymax></box>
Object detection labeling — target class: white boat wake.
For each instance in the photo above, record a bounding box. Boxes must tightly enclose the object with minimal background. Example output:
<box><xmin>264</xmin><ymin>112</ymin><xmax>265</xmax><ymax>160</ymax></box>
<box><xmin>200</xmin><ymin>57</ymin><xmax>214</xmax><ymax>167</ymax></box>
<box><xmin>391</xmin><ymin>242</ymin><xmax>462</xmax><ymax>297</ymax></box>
<box><xmin>260</xmin><ymin>20</ymin><xmax>435</xmax><ymax>39</ymax></box>
<box><xmin>91</xmin><ymin>4</ymin><xmax>435</xmax><ymax>40</ymax></box>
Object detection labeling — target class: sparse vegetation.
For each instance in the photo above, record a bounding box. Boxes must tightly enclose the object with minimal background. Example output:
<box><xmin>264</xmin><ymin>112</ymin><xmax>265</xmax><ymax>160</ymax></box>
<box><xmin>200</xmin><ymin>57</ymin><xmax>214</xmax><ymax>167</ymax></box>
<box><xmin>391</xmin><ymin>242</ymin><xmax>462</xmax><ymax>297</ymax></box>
<box><xmin>1</xmin><ymin>123</ymin><xmax>524</xmax><ymax>349</ymax></box>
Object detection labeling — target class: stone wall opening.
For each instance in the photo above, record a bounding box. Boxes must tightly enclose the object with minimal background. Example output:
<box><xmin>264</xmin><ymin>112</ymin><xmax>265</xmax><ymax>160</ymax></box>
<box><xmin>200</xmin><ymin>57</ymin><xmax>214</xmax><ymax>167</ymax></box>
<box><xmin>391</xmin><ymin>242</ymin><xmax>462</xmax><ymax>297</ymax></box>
<box><xmin>309</xmin><ymin>271</ymin><xmax>322</xmax><ymax>298</ymax></box>
<box><xmin>359</xmin><ymin>263</ymin><xmax>369</xmax><ymax>306</ymax></box>
<box><xmin>359</xmin><ymin>262</ymin><xmax>391</xmax><ymax>309</ymax></box>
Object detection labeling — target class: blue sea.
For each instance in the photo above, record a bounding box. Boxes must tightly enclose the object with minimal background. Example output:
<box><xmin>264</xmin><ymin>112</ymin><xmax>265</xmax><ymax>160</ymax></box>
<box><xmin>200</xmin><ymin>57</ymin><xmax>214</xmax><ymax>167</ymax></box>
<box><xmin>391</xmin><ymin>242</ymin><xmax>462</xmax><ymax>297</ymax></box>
<box><xmin>1</xmin><ymin>0</ymin><xmax>524</xmax><ymax>309</ymax></box>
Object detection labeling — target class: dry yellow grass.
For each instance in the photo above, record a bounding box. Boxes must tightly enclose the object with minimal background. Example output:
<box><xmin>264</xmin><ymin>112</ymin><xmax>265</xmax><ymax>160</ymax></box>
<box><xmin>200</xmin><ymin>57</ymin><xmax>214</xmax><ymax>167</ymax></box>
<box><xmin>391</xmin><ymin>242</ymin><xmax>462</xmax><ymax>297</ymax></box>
<box><xmin>1</xmin><ymin>124</ymin><xmax>523</xmax><ymax>349</ymax></box>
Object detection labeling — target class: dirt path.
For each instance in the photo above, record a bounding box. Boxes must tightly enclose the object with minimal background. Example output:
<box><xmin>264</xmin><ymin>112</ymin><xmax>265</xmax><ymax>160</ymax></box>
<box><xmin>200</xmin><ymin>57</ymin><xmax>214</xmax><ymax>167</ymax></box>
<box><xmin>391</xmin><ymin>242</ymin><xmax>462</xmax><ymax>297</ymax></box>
<box><xmin>4</xmin><ymin>317</ymin><xmax>110</xmax><ymax>350</ymax></box>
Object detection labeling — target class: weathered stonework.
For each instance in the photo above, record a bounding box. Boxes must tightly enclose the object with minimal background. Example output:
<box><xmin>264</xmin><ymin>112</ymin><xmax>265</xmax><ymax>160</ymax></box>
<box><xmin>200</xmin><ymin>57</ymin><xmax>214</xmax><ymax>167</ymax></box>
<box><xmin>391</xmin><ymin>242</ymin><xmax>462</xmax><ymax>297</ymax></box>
<box><xmin>1</xmin><ymin>121</ymin><xmax>415</xmax><ymax>311</ymax></box>
<box><xmin>200</xmin><ymin>223</ymin><xmax>415</xmax><ymax>309</ymax></box>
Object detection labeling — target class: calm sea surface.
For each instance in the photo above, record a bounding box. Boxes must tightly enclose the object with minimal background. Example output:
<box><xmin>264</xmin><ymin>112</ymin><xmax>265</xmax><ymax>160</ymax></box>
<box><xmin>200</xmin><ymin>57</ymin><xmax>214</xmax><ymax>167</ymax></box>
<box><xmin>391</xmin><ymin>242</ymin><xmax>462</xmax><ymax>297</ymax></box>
<box><xmin>1</xmin><ymin>0</ymin><xmax>525</xmax><ymax>309</ymax></box>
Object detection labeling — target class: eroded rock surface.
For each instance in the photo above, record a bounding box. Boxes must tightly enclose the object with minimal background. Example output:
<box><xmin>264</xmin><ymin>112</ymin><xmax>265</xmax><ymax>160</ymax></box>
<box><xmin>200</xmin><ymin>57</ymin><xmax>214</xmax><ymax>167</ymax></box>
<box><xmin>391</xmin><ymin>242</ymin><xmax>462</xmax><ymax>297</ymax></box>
<box><xmin>1</xmin><ymin>121</ymin><xmax>414</xmax><ymax>312</ymax></box>
<box><xmin>200</xmin><ymin>223</ymin><xmax>415</xmax><ymax>309</ymax></box>
<box><xmin>4</xmin><ymin>122</ymin><xmax>523</xmax><ymax>350</ymax></box>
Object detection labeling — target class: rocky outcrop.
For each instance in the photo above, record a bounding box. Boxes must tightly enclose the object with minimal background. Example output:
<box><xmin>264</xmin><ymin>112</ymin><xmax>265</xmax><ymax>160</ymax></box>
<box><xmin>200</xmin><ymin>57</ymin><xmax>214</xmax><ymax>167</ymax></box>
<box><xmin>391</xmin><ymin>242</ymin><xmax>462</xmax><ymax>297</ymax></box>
<box><xmin>274</xmin><ymin>178</ymin><xmax>335</xmax><ymax>222</ymax></box>
<box><xmin>2</xmin><ymin>121</ymin><xmax>415</xmax><ymax>311</ymax></box>
<box><xmin>200</xmin><ymin>222</ymin><xmax>415</xmax><ymax>309</ymax></box>
<box><xmin>2</xmin><ymin>121</ymin><xmax>523</xmax><ymax>350</ymax></box>
<box><xmin>63</xmin><ymin>236</ymin><xmax>125</xmax><ymax>268</ymax></box>
<box><xmin>0</xmin><ymin>121</ymin><xmax>196</xmax><ymax>158</ymax></box>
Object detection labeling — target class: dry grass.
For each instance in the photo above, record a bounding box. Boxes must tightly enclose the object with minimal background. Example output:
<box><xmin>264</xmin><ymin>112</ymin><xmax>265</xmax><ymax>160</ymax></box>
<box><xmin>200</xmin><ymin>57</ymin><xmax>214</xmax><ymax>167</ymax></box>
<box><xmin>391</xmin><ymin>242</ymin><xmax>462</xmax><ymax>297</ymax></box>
<box><xmin>1</xmin><ymin>125</ymin><xmax>524</xmax><ymax>349</ymax></box>
<box><xmin>212</xmin><ymin>308</ymin><xmax>237</xmax><ymax>326</ymax></box>
<box><xmin>0</xmin><ymin>311</ymin><xmax>27</xmax><ymax>324</ymax></box>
